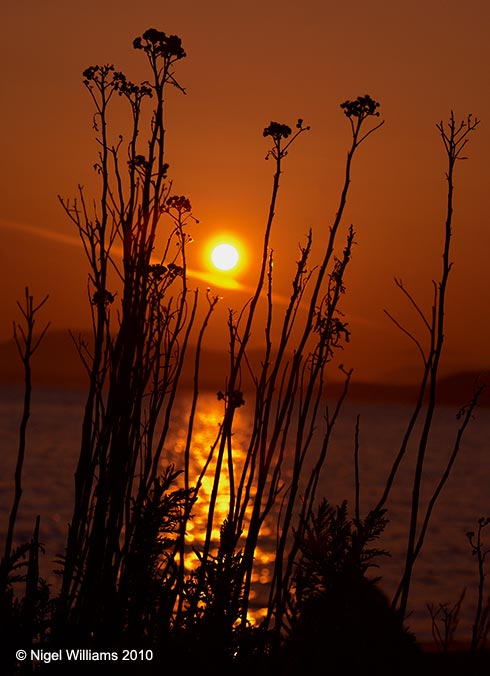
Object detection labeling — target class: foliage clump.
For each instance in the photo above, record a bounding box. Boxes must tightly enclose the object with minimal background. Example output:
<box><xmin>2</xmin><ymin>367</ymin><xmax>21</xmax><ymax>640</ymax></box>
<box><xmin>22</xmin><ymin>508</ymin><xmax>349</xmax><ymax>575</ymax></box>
<box><xmin>286</xmin><ymin>500</ymin><xmax>418</xmax><ymax>675</ymax></box>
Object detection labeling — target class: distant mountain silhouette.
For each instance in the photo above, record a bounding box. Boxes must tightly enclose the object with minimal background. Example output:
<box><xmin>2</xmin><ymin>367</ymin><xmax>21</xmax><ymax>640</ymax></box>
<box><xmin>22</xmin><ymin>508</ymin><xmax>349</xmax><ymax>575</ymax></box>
<box><xmin>0</xmin><ymin>330</ymin><xmax>488</xmax><ymax>406</ymax></box>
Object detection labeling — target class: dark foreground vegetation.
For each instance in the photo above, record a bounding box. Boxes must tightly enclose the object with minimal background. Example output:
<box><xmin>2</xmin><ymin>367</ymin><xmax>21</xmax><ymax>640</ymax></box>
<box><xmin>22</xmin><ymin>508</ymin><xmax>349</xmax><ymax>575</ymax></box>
<box><xmin>1</xmin><ymin>28</ymin><xmax>488</xmax><ymax>675</ymax></box>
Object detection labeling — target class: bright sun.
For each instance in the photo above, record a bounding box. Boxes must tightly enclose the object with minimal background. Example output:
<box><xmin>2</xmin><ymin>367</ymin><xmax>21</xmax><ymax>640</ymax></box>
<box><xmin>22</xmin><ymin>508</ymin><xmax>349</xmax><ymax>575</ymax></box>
<box><xmin>211</xmin><ymin>243</ymin><xmax>239</xmax><ymax>271</ymax></box>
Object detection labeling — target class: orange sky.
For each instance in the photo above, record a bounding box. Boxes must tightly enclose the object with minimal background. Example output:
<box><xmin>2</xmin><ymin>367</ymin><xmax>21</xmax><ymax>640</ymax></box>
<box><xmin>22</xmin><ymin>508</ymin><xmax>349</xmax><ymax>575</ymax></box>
<box><xmin>1</xmin><ymin>1</ymin><xmax>489</xmax><ymax>383</ymax></box>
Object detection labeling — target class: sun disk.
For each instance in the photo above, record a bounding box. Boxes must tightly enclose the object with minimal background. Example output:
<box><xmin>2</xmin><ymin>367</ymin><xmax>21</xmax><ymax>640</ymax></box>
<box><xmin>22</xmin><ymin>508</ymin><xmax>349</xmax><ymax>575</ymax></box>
<box><xmin>211</xmin><ymin>243</ymin><xmax>239</xmax><ymax>271</ymax></box>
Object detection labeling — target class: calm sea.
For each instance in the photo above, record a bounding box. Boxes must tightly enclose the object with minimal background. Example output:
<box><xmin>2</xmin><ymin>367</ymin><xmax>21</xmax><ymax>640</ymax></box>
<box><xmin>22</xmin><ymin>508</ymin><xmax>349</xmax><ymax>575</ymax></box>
<box><xmin>1</xmin><ymin>384</ymin><xmax>489</xmax><ymax>644</ymax></box>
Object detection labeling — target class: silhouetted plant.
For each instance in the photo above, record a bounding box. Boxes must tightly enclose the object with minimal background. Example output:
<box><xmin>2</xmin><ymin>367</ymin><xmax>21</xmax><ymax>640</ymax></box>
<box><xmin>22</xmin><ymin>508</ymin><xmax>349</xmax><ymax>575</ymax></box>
<box><xmin>247</xmin><ymin>97</ymin><xmax>383</xmax><ymax>634</ymax></box>
<box><xmin>175</xmin><ymin>517</ymin><xmax>245</xmax><ymax>667</ymax></box>
<box><xmin>285</xmin><ymin>499</ymin><xmax>417</xmax><ymax>674</ymax></box>
<box><xmin>56</xmin><ymin>28</ymin><xmax>206</xmax><ymax>647</ymax></box>
<box><xmin>118</xmin><ymin>465</ymin><xmax>192</xmax><ymax>645</ymax></box>
<box><xmin>0</xmin><ymin>289</ymin><xmax>50</xmax><ymax>674</ymax></box>
<box><xmin>375</xmin><ymin>112</ymin><xmax>482</xmax><ymax>620</ymax></box>
<box><xmin>2</xmin><ymin>288</ymin><xmax>49</xmax><ymax>570</ymax></box>
<box><xmin>467</xmin><ymin>517</ymin><xmax>490</xmax><ymax>653</ymax></box>
<box><xmin>291</xmin><ymin>500</ymin><xmax>389</xmax><ymax>603</ymax></box>
<box><xmin>0</xmin><ymin>520</ymin><xmax>53</xmax><ymax>676</ymax></box>
<box><xmin>427</xmin><ymin>588</ymin><xmax>466</xmax><ymax>653</ymax></box>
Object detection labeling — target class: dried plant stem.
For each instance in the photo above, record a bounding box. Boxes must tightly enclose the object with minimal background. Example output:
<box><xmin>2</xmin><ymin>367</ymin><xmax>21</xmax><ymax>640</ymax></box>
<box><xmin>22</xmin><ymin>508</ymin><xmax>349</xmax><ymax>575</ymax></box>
<box><xmin>391</xmin><ymin>112</ymin><xmax>480</xmax><ymax>620</ymax></box>
<box><xmin>3</xmin><ymin>289</ymin><xmax>49</xmax><ymax>570</ymax></box>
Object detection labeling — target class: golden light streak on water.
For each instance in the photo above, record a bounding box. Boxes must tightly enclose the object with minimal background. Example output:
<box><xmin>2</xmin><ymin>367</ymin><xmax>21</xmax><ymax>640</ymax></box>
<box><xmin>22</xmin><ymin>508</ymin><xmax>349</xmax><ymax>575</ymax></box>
<box><xmin>160</xmin><ymin>396</ymin><xmax>276</xmax><ymax>622</ymax></box>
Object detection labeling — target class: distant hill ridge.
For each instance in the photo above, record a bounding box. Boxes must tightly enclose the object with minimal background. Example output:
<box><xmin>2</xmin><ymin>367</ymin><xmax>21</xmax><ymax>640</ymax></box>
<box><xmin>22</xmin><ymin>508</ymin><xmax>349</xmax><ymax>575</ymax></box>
<box><xmin>0</xmin><ymin>330</ymin><xmax>488</xmax><ymax>406</ymax></box>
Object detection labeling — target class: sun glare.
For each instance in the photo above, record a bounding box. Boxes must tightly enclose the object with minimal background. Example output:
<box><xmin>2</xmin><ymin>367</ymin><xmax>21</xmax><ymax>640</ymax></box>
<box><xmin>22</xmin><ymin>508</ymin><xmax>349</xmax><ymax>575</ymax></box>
<box><xmin>211</xmin><ymin>243</ymin><xmax>239</xmax><ymax>271</ymax></box>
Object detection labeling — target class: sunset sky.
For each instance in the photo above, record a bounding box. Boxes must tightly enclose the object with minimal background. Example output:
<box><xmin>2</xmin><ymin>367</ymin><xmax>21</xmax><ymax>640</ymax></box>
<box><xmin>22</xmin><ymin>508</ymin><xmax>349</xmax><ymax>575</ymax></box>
<box><xmin>1</xmin><ymin>0</ymin><xmax>489</xmax><ymax>384</ymax></box>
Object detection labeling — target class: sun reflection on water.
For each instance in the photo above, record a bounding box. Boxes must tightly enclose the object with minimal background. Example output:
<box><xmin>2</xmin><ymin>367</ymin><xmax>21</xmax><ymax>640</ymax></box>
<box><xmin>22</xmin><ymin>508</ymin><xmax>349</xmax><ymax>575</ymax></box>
<box><xmin>161</xmin><ymin>393</ymin><xmax>276</xmax><ymax>621</ymax></box>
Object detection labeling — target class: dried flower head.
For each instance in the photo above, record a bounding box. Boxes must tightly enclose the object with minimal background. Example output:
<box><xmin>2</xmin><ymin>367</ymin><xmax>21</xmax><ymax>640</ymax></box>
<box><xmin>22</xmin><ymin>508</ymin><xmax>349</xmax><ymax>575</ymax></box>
<box><xmin>165</xmin><ymin>195</ymin><xmax>192</xmax><ymax>214</ymax></box>
<box><xmin>133</xmin><ymin>28</ymin><xmax>186</xmax><ymax>61</ymax></box>
<box><xmin>263</xmin><ymin>121</ymin><xmax>292</xmax><ymax>142</ymax></box>
<box><xmin>340</xmin><ymin>94</ymin><xmax>380</xmax><ymax>119</ymax></box>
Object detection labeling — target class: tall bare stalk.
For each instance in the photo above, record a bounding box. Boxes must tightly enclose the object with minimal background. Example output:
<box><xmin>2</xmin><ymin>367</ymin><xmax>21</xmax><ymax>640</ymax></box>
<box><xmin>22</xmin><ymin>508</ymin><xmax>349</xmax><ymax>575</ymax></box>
<box><xmin>375</xmin><ymin>112</ymin><xmax>480</xmax><ymax>620</ymax></box>
<box><xmin>2</xmin><ymin>288</ymin><xmax>49</xmax><ymax>570</ymax></box>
